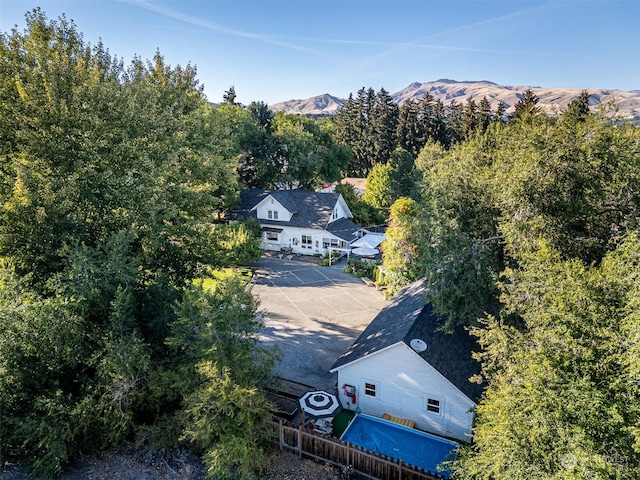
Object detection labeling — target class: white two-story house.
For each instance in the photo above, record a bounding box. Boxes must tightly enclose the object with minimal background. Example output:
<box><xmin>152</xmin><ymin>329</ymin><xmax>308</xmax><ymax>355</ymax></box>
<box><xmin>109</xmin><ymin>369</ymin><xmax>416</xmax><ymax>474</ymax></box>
<box><xmin>235</xmin><ymin>189</ymin><xmax>361</xmax><ymax>256</ymax></box>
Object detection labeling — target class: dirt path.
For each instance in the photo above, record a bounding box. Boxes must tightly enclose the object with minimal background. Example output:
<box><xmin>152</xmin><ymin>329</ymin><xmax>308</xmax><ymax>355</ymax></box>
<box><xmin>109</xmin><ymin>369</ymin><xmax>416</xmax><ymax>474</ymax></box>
<box><xmin>1</xmin><ymin>447</ymin><xmax>340</xmax><ymax>480</ymax></box>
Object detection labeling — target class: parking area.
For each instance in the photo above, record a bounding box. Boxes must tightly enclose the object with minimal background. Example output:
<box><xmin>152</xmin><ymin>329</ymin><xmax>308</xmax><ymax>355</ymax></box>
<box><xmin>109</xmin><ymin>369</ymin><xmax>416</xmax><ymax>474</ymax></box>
<box><xmin>249</xmin><ymin>255</ymin><xmax>387</xmax><ymax>391</ymax></box>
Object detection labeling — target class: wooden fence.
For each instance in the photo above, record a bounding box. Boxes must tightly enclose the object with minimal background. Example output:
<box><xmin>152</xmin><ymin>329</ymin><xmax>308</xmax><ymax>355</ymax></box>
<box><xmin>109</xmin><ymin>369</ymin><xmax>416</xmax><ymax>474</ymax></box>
<box><xmin>269</xmin><ymin>420</ymin><xmax>448</xmax><ymax>480</ymax></box>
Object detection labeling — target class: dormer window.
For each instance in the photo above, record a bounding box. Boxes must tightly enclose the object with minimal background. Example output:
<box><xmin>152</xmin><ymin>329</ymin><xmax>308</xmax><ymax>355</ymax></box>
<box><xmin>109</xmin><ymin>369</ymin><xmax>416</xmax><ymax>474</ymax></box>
<box><xmin>332</xmin><ymin>208</ymin><xmax>338</xmax><ymax>220</ymax></box>
<box><xmin>268</xmin><ymin>210</ymin><xmax>278</xmax><ymax>220</ymax></box>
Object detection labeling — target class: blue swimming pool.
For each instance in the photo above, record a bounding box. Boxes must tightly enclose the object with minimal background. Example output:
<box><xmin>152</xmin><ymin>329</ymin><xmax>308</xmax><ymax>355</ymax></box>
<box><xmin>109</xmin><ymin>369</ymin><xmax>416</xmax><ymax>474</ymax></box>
<box><xmin>340</xmin><ymin>414</ymin><xmax>458</xmax><ymax>478</ymax></box>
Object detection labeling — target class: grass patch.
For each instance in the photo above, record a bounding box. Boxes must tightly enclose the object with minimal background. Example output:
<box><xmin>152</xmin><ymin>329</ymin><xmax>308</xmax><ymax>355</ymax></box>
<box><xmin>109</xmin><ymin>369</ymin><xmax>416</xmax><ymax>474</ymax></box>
<box><xmin>192</xmin><ymin>266</ymin><xmax>253</xmax><ymax>292</ymax></box>
<box><xmin>332</xmin><ymin>409</ymin><xmax>355</xmax><ymax>438</ymax></box>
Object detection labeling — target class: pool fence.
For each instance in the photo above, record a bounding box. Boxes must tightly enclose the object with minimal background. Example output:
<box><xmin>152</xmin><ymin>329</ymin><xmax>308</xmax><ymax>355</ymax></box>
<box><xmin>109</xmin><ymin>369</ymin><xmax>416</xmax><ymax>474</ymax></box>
<box><xmin>270</xmin><ymin>420</ymin><xmax>448</xmax><ymax>480</ymax></box>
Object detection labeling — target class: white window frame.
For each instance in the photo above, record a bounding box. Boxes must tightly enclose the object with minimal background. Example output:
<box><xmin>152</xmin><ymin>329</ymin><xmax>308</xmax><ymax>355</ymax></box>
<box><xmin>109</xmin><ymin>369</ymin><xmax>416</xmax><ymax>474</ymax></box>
<box><xmin>265</xmin><ymin>231</ymin><xmax>278</xmax><ymax>241</ymax></box>
<box><xmin>267</xmin><ymin>210</ymin><xmax>278</xmax><ymax>220</ymax></box>
<box><xmin>301</xmin><ymin>235</ymin><xmax>313</xmax><ymax>249</ymax></box>
<box><xmin>363</xmin><ymin>380</ymin><xmax>379</xmax><ymax>399</ymax></box>
<box><xmin>322</xmin><ymin>237</ymin><xmax>341</xmax><ymax>249</ymax></box>
<box><xmin>424</xmin><ymin>395</ymin><xmax>443</xmax><ymax>415</ymax></box>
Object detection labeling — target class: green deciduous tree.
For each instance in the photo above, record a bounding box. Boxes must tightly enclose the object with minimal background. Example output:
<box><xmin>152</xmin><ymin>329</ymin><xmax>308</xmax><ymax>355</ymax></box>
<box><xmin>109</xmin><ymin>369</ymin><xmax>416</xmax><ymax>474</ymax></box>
<box><xmin>0</xmin><ymin>10</ymin><xmax>270</xmax><ymax>477</ymax></box>
<box><xmin>393</xmin><ymin>112</ymin><xmax>640</xmax><ymax>326</ymax></box>
<box><xmin>167</xmin><ymin>277</ymin><xmax>277</xmax><ymax>479</ymax></box>
<box><xmin>363</xmin><ymin>162</ymin><xmax>394</xmax><ymax>210</ymax></box>
<box><xmin>270</xmin><ymin>112</ymin><xmax>347</xmax><ymax>189</ymax></box>
<box><xmin>494</xmin><ymin>114</ymin><xmax>640</xmax><ymax>264</ymax></box>
<box><xmin>379</xmin><ymin>198</ymin><xmax>425</xmax><ymax>295</ymax></box>
<box><xmin>388</xmin><ymin>147</ymin><xmax>419</xmax><ymax>201</ymax></box>
<box><xmin>412</xmin><ymin>135</ymin><xmax>503</xmax><ymax>325</ymax></box>
<box><xmin>453</xmin><ymin>237</ymin><xmax>640</xmax><ymax>479</ymax></box>
<box><xmin>361</xmin><ymin>147</ymin><xmax>419</xmax><ymax>212</ymax></box>
<box><xmin>334</xmin><ymin>182</ymin><xmax>385</xmax><ymax>227</ymax></box>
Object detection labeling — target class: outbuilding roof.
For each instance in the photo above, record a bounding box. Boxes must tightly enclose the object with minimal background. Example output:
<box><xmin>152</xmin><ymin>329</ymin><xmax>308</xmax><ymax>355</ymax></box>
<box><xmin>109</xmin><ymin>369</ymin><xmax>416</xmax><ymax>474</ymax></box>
<box><xmin>330</xmin><ymin>280</ymin><xmax>483</xmax><ymax>403</ymax></box>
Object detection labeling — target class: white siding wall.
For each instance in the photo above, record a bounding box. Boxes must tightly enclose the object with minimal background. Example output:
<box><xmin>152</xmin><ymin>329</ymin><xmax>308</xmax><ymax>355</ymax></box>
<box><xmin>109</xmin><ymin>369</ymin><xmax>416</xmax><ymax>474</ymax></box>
<box><xmin>255</xmin><ymin>197</ymin><xmax>293</xmax><ymax>222</ymax></box>
<box><xmin>335</xmin><ymin>344</ymin><xmax>476</xmax><ymax>442</ymax></box>
<box><xmin>328</xmin><ymin>199</ymin><xmax>348</xmax><ymax>223</ymax></box>
<box><xmin>260</xmin><ymin>226</ymin><xmax>344</xmax><ymax>256</ymax></box>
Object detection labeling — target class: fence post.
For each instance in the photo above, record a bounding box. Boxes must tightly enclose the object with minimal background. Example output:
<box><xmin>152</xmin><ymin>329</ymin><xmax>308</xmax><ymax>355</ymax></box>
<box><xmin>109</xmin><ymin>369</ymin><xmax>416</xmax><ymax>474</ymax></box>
<box><xmin>398</xmin><ymin>459</ymin><xmax>403</xmax><ymax>479</ymax></box>
<box><xmin>298</xmin><ymin>424</ymin><xmax>303</xmax><ymax>458</ymax></box>
<box><xmin>346</xmin><ymin>442</ymin><xmax>350</xmax><ymax>467</ymax></box>
<box><xmin>278</xmin><ymin>419</ymin><xmax>284</xmax><ymax>450</ymax></box>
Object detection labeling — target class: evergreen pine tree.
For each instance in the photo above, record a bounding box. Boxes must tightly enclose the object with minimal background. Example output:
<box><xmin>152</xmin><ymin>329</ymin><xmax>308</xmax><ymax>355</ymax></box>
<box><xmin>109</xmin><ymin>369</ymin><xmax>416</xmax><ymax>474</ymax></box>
<box><xmin>396</xmin><ymin>99</ymin><xmax>421</xmax><ymax>156</ymax></box>
<box><xmin>418</xmin><ymin>92</ymin><xmax>439</xmax><ymax>146</ymax></box>
<box><xmin>511</xmin><ymin>88</ymin><xmax>541</xmax><ymax>120</ymax></box>
<box><xmin>495</xmin><ymin>101</ymin><xmax>507</xmax><ymax>123</ymax></box>
<box><xmin>431</xmin><ymin>98</ymin><xmax>448</xmax><ymax>146</ymax></box>
<box><xmin>372</xmin><ymin>87</ymin><xmax>399</xmax><ymax>167</ymax></box>
<box><xmin>478</xmin><ymin>96</ymin><xmax>493</xmax><ymax>132</ymax></box>
<box><xmin>446</xmin><ymin>99</ymin><xmax>465</xmax><ymax>146</ymax></box>
<box><xmin>462</xmin><ymin>98</ymin><xmax>479</xmax><ymax>139</ymax></box>
<box><xmin>563</xmin><ymin>90</ymin><xmax>591</xmax><ymax>123</ymax></box>
<box><xmin>223</xmin><ymin>85</ymin><xmax>237</xmax><ymax>104</ymax></box>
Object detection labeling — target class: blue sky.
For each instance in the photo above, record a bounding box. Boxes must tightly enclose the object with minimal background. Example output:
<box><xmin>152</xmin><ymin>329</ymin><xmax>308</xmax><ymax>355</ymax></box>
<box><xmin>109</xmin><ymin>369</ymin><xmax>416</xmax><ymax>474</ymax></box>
<box><xmin>1</xmin><ymin>1</ymin><xmax>638</xmax><ymax>105</ymax></box>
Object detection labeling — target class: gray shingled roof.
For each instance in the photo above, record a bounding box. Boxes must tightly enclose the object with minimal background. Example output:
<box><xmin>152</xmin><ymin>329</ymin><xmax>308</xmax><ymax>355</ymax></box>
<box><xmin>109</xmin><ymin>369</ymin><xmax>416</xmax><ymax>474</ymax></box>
<box><xmin>326</xmin><ymin>217</ymin><xmax>360</xmax><ymax>242</ymax></box>
<box><xmin>269</xmin><ymin>190</ymin><xmax>299</xmax><ymax>215</ymax></box>
<box><xmin>330</xmin><ymin>280</ymin><xmax>483</xmax><ymax>403</ymax></box>
<box><xmin>234</xmin><ymin>189</ymin><xmax>272</xmax><ymax>219</ymax></box>
<box><xmin>234</xmin><ymin>188</ymin><xmax>359</xmax><ymax>238</ymax></box>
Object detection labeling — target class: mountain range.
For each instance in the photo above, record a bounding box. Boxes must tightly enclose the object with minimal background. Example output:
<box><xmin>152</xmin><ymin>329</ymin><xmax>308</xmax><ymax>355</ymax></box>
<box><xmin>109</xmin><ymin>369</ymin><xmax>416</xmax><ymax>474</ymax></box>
<box><xmin>270</xmin><ymin>79</ymin><xmax>640</xmax><ymax>120</ymax></box>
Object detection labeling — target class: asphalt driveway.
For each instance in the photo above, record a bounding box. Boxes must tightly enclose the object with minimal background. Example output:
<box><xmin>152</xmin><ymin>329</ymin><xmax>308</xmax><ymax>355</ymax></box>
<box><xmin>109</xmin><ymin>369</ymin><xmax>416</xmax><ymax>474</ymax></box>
<box><xmin>249</xmin><ymin>255</ymin><xmax>387</xmax><ymax>391</ymax></box>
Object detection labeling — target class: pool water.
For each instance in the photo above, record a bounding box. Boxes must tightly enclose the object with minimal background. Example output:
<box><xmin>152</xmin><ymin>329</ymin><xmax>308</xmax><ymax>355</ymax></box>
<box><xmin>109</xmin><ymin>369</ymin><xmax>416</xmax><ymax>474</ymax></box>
<box><xmin>340</xmin><ymin>414</ymin><xmax>458</xmax><ymax>478</ymax></box>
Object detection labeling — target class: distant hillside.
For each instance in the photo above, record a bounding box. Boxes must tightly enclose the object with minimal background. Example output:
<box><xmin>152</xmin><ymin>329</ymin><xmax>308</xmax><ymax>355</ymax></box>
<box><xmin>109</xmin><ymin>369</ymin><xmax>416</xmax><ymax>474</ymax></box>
<box><xmin>271</xmin><ymin>80</ymin><xmax>640</xmax><ymax>120</ymax></box>
<box><xmin>271</xmin><ymin>93</ymin><xmax>346</xmax><ymax>115</ymax></box>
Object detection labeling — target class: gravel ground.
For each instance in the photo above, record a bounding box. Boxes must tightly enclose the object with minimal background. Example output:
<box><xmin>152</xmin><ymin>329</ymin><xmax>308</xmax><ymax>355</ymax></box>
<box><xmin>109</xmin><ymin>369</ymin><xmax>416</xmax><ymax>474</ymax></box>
<box><xmin>0</xmin><ymin>447</ymin><xmax>340</xmax><ymax>480</ymax></box>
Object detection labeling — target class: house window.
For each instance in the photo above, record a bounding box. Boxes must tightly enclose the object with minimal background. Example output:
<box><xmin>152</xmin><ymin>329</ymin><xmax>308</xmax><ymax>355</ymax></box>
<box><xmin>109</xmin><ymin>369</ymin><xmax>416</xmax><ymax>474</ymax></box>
<box><xmin>265</xmin><ymin>232</ymin><xmax>278</xmax><ymax>241</ymax></box>
<box><xmin>332</xmin><ymin>208</ymin><xmax>338</xmax><ymax>220</ymax></box>
<box><xmin>426</xmin><ymin>397</ymin><xmax>441</xmax><ymax>414</ymax></box>
<box><xmin>267</xmin><ymin>210</ymin><xmax>278</xmax><ymax>220</ymax></box>
<box><xmin>322</xmin><ymin>238</ymin><xmax>340</xmax><ymax>249</ymax></box>
<box><xmin>301</xmin><ymin>235</ymin><xmax>312</xmax><ymax>249</ymax></box>
<box><xmin>364</xmin><ymin>381</ymin><xmax>378</xmax><ymax>398</ymax></box>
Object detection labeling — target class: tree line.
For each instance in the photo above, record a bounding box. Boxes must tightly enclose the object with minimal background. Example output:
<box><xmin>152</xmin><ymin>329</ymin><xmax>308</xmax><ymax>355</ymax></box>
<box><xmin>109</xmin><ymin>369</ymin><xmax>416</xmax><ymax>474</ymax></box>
<box><xmin>333</xmin><ymin>86</ymin><xmax>510</xmax><ymax>178</ymax></box>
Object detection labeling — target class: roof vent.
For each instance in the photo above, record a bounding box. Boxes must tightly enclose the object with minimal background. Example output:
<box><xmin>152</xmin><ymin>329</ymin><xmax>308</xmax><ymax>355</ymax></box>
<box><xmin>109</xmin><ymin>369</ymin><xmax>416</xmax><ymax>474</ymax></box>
<box><xmin>410</xmin><ymin>338</ymin><xmax>427</xmax><ymax>353</ymax></box>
